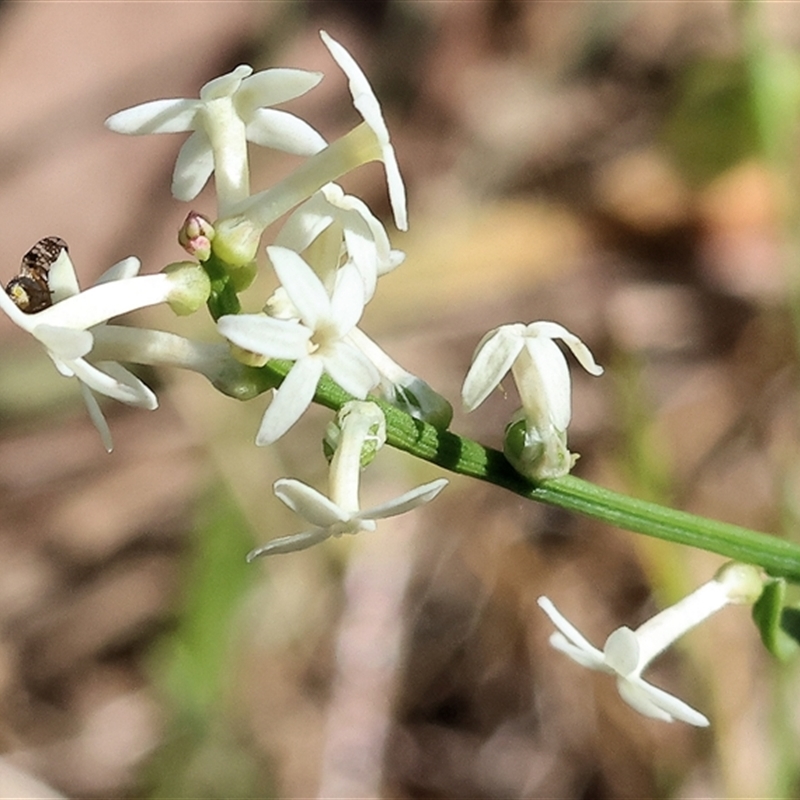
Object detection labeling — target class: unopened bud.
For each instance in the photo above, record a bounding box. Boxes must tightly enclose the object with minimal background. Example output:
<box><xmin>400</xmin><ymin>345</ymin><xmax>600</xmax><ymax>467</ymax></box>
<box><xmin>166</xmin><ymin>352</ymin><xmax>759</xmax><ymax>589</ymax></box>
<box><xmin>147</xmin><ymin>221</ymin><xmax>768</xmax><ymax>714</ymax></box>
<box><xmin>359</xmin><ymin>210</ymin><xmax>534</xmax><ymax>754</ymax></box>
<box><xmin>178</xmin><ymin>211</ymin><xmax>215</xmax><ymax>261</ymax></box>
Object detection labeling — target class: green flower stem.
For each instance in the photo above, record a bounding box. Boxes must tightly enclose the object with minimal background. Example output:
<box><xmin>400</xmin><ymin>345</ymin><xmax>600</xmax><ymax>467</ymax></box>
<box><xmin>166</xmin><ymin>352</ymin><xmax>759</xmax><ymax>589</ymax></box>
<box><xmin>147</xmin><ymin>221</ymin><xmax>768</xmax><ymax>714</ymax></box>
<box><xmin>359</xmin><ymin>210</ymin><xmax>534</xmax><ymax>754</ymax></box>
<box><xmin>202</xmin><ymin>252</ymin><xmax>241</xmax><ymax>320</ymax></box>
<box><xmin>222</xmin><ymin>361</ymin><xmax>800</xmax><ymax>582</ymax></box>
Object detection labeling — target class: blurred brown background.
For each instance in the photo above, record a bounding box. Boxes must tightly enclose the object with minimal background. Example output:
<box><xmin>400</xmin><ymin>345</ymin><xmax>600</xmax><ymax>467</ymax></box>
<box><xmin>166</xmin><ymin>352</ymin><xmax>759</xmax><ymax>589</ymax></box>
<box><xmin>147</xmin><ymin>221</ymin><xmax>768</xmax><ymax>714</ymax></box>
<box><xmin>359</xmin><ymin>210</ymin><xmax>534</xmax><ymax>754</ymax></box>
<box><xmin>0</xmin><ymin>1</ymin><xmax>799</xmax><ymax>798</ymax></box>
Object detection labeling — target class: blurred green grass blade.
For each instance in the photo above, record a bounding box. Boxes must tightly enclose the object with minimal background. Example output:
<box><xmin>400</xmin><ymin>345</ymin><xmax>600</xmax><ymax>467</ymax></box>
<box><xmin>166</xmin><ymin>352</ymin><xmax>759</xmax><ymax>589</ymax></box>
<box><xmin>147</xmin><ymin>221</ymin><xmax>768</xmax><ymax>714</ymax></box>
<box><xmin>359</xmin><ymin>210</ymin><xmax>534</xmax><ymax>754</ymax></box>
<box><xmin>663</xmin><ymin>57</ymin><xmax>761</xmax><ymax>187</ymax></box>
<box><xmin>141</xmin><ymin>483</ymin><xmax>269</xmax><ymax>798</ymax></box>
<box><xmin>160</xmin><ymin>482</ymin><xmax>257</xmax><ymax>713</ymax></box>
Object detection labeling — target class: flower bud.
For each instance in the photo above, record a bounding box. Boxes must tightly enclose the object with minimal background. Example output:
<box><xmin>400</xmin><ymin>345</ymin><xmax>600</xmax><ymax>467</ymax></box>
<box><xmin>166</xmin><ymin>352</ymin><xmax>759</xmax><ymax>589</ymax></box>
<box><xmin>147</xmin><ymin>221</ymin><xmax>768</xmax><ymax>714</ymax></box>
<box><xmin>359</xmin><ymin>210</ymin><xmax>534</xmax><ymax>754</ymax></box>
<box><xmin>178</xmin><ymin>211</ymin><xmax>215</xmax><ymax>261</ymax></box>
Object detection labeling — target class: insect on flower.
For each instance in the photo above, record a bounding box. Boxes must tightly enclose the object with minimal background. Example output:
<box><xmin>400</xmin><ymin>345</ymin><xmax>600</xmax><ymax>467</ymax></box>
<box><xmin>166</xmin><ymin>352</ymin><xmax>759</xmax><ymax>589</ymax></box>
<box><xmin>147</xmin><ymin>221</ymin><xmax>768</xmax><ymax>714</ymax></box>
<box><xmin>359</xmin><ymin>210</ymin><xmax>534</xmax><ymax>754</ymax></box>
<box><xmin>5</xmin><ymin>236</ymin><xmax>68</xmax><ymax>313</ymax></box>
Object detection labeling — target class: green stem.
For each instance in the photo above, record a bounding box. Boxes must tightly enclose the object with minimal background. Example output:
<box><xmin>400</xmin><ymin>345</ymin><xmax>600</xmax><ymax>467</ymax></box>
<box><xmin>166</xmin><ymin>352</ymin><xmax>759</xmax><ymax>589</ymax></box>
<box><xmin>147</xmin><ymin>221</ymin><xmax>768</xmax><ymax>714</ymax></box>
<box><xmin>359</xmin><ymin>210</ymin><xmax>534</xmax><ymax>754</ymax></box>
<box><xmin>238</xmin><ymin>362</ymin><xmax>800</xmax><ymax>582</ymax></box>
<box><xmin>202</xmin><ymin>252</ymin><xmax>241</xmax><ymax>320</ymax></box>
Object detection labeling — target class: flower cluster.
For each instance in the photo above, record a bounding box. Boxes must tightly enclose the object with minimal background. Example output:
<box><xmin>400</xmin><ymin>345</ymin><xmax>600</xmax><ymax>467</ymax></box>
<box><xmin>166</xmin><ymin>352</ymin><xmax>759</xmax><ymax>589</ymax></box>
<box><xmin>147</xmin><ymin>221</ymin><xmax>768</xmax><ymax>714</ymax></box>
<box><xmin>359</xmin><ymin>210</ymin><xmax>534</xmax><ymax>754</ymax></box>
<box><xmin>0</xmin><ymin>24</ymin><xmax>777</xmax><ymax>734</ymax></box>
<box><xmin>1</xmin><ymin>31</ymin><xmax>604</xmax><ymax>544</ymax></box>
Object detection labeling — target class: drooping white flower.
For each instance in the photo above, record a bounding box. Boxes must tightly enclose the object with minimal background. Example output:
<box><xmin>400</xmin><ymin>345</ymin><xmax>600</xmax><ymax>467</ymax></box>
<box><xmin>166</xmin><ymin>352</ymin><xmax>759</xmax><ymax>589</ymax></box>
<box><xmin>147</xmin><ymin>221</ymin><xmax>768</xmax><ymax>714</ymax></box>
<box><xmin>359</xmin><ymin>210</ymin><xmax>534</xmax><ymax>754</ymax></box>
<box><xmin>217</xmin><ymin>246</ymin><xmax>379</xmax><ymax>445</ymax></box>
<box><xmin>105</xmin><ymin>64</ymin><xmax>326</xmax><ymax>213</ymax></box>
<box><xmin>216</xmin><ymin>32</ymin><xmax>409</xmax><ymax>264</ymax></box>
<box><xmin>0</xmin><ymin>246</ymin><xmax>202</xmax><ymax>450</ymax></box>
<box><xmin>462</xmin><ymin>321</ymin><xmax>603</xmax><ymax>479</ymax></box>
<box><xmin>247</xmin><ymin>401</ymin><xmax>447</xmax><ymax>558</ymax></box>
<box><xmin>538</xmin><ymin>562</ymin><xmax>764</xmax><ymax>726</ymax></box>
<box><xmin>275</xmin><ymin>182</ymin><xmax>404</xmax><ymax>301</ymax></box>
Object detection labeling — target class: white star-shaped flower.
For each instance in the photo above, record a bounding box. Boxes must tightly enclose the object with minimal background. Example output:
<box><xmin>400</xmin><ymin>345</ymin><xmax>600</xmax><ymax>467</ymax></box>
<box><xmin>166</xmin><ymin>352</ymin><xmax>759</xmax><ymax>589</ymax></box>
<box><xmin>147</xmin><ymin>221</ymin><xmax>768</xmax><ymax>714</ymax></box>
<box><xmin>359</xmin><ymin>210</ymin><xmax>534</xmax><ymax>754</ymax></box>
<box><xmin>462</xmin><ymin>321</ymin><xmax>603</xmax><ymax>479</ymax></box>
<box><xmin>248</xmin><ymin>400</ymin><xmax>447</xmax><ymax>558</ymax></box>
<box><xmin>105</xmin><ymin>64</ymin><xmax>326</xmax><ymax>213</ymax></box>
<box><xmin>538</xmin><ymin>563</ymin><xmax>763</xmax><ymax>726</ymax></box>
<box><xmin>217</xmin><ymin>246</ymin><xmax>379</xmax><ymax>445</ymax></box>
<box><xmin>0</xmin><ymin>246</ymin><xmax>189</xmax><ymax>450</ymax></box>
<box><xmin>248</xmin><ymin>475</ymin><xmax>448</xmax><ymax>558</ymax></box>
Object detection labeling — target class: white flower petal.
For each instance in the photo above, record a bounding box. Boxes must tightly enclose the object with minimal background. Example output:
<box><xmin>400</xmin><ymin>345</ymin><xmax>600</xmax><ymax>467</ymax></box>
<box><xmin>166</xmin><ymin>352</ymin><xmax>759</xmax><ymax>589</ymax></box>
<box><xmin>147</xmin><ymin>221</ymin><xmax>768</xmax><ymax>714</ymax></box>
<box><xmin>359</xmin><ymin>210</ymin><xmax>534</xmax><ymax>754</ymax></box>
<box><xmin>360</xmin><ymin>478</ymin><xmax>448</xmax><ymax>520</ymax></box>
<box><xmin>0</xmin><ymin>288</ymin><xmax>36</xmax><ymax>331</ymax></box>
<box><xmin>462</xmin><ymin>325</ymin><xmax>525</xmax><ymax>411</ymax></box>
<box><xmin>537</xmin><ymin>597</ymin><xmax>606</xmax><ymax>665</ymax></box>
<box><xmin>255</xmin><ymin>356</ymin><xmax>324</xmax><ymax>445</ymax></box>
<box><xmin>95</xmin><ymin>256</ymin><xmax>141</xmax><ymax>285</ymax></box>
<box><xmin>517</xmin><ymin>337</ymin><xmax>572</xmax><ymax>431</ymax></box>
<box><xmin>329</xmin><ymin>264</ymin><xmax>366</xmax><ymax>336</ymax></box>
<box><xmin>247</xmin><ymin>527</ymin><xmax>331</xmax><ymax>559</ymax></box>
<box><xmin>385</xmin><ymin>249</ymin><xmax>405</xmax><ymax>275</ymax></box>
<box><xmin>380</xmin><ymin>143</ymin><xmax>408</xmax><ymax>232</ymax></box>
<box><xmin>548</xmin><ymin>632</ymin><xmax>609</xmax><ymax>671</ymax></box>
<box><xmin>199</xmin><ymin>64</ymin><xmax>252</xmax><ymax>101</ymax></box>
<box><xmin>79</xmin><ymin>381</ymin><xmax>114</xmax><ymax>453</ymax></box>
<box><xmin>267</xmin><ymin>246</ymin><xmax>331</xmax><ymax>330</ymax></box>
<box><xmin>35</xmin><ymin>274</ymin><xmax>173</xmax><ymax>330</ymax></box>
<box><xmin>273</xmin><ymin>478</ymin><xmax>349</xmax><ymax>527</ymax></box>
<box><xmin>321</xmin><ymin>341</ymin><xmax>379</xmax><ymax>397</ymax></box>
<box><xmin>105</xmin><ymin>98</ymin><xmax>201</xmax><ymax>134</ymax></box>
<box><xmin>218</xmin><ymin>313</ymin><xmax>310</xmax><ymax>360</ymax></box>
<box><xmin>246</xmin><ymin>108</ymin><xmax>326</xmax><ymax>155</ymax></box>
<box><xmin>172</xmin><ymin>130</ymin><xmax>215</xmax><ymax>201</ymax></box>
<box><xmin>617</xmin><ymin>677</ymin><xmax>709</xmax><ymax>726</ymax></box>
<box><xmin>34</xmin><ymin>324</ymin><xmax>93</xmax><ymax>360</ymax></box>
<box><xmin>47</xmin><ymin>248</ymin><xmax>80</xmax><ymax>302</ymax></box>
<box><xmin>95</xmin><ymin>361</ymin><xmax>158</xmax><ymax>409</ymax></box>
<box><xmin>343</xmin><ymin>203</ymin><xmax>387</xmax><ymax>260</ymax></box>
<box><xmin>320</xmin><ymin>31</ymin><xmax>388</xmax><ymax>143</ymax></box>
<box><xmin>527</xmin><ymin>321</ymin><xmax>604</xmax><ymax>377</ymax></box>
<box><xmin>237</xmin><ymin>68</ymin><xmax>324</xmax><ymax>113</ymax></box>
<box><xmin>69</xmin><ymin>357</ymin><xmax>154</xmax><ymax>406</ymax></box>
<box><xmin>274</xmin><ymin>192</ymin><xmax>337</xmax><ymax>254</ymax></box>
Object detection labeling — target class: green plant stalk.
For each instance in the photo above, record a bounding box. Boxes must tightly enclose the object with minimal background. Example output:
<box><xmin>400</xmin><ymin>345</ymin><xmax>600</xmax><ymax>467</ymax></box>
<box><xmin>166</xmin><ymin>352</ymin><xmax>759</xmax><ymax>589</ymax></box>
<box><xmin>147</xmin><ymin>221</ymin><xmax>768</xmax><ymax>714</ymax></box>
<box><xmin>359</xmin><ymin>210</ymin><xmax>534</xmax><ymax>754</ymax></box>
<box><xmin>202</xmin><ymin>252</ymin><xmax>242</xmax><ymax>320</ymax></box>
<box><xmin>230</xmin><ymin>361</ymin><xmax>800</xmax><ymax>582</ymax></box>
